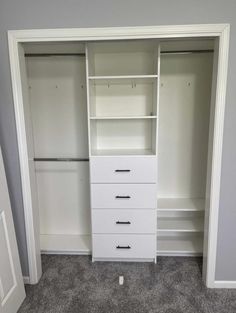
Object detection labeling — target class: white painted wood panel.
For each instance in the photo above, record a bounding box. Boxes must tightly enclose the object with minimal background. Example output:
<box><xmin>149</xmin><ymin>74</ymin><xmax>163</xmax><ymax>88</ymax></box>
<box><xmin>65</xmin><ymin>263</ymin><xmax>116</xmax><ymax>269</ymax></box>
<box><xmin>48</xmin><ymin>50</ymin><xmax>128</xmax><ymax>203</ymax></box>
<box><xmin>88</xmin><ymin>40</ymin><xmax>158</xmax><ymax>76</ymax></box>
<box><xmin>158</xmin><ymin>53</ymin><xmax>213</xmax><ymax>198</ymax></box>
<box><xmin>40</xmin><ymin>234</ymin><xmax>91</xmax><ymax>254</ymax></box>
<box><xmin>26</xmin><ymin>56</ymin><xmax>88</xmax><ymax>158</ymax></box>
<box><xmin>157</xmin><ymin>234</ymin><xmax>203</xmax><ymax>255</ymax></box>
<box><xmin>90</xmin><ymin>156</ymin><xmax>157</xmax><ymax>183</ymax></box>
<box><xmin>157</xmin><ymin>216</ymin><xmax>204</xmax><ymax>232</ymax></box>
<box><xmin>90</xmin><ymin>119</ymin><xmax>156</xmax><ymax>154</ymax></box>
<box><xmin>92</xmin><ymin>209</ymin><xmax>156</xmax><ymax>234</ymax></box>
<box><xmin>0</xmin><ymin>148</ymin><xmax>25</xmax><ymax>313</ymax></box>
<box><xmin>157</xmin><ymin>198</ymin><xmax>205</xmax><ymax>211</ymax></box>
<box><xmin>91</xmin><ymin>184</ymin><xmax>157</xmax><ymax>209</ymax></box>
<box><xmin>35</xmin><ymin>162</ymin><xmax>90</xmax><ymax>236</ymax></box>
<box><xmin>89</xmin><ymin>81</ymin><xmax>156</xmax><ymax>117</ymax></box>
<box><xmin>93</xmin><ymin>234</ymin><xmax>156</xmax><ymax>259</ymax></box>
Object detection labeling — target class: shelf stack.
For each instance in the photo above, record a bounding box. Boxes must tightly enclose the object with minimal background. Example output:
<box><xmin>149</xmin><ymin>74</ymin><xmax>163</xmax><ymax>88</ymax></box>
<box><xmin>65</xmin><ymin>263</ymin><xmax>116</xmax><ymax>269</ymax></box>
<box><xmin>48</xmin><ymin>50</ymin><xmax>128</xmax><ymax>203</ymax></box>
<box><xmin>86</xmin><ymin>40</ymin><xmax>159</xmax><ymax>262</ymax></box>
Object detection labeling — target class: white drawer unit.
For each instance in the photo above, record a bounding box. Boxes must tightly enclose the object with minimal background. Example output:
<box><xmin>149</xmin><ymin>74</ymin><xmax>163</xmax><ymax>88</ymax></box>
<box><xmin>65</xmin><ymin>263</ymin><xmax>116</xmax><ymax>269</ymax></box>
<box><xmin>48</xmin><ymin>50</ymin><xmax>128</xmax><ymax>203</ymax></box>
<box><xmin>90</xmin><ymin>156</ymin><xmax>157</xmax><ymax>184</ymax></box>
<box><xmin>91</xmin><ymin>184</ymin><xmax>157</xmax><ymax>209</ymax></box>
<box><xmin>93</xmin><ymin>234</ymin><xmax>156</xmax><ymax>260</ymax></box>
<box><xmin>92</xmin><ymin>209</ymin><xmax>156</xmax><ymax>234</ymax></box>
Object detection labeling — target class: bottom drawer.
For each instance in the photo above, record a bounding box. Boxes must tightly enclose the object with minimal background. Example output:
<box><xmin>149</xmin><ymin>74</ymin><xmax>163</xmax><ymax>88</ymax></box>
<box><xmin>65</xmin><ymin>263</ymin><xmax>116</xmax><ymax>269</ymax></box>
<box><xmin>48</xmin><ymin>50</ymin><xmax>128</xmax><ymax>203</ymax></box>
<box><xmin>93</xmin><ymin>234</ymin><xmax>156</xmax><ymax>260</ymax></box>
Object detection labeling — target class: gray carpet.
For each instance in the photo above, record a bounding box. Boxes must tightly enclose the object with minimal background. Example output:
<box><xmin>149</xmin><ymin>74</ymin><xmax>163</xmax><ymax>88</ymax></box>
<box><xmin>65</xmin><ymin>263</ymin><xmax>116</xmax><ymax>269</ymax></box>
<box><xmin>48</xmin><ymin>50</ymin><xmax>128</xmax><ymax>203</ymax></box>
<box><xmin>19</xmin><ymin>255</ymin><xmax>236</xmax><ymax>313</ymax></box>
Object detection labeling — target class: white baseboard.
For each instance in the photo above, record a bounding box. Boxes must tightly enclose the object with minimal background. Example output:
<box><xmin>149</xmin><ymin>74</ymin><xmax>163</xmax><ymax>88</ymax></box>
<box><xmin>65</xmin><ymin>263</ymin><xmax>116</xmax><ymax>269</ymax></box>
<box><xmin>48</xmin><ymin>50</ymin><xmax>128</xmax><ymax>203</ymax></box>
<box><xmin>213</xmin><ymin>280</ymin><xmax>236</xmax><ymax>289</ymax></box>
<box><xmin>23</xmin><ymin>276</ymin><xmax>30</xmax><ymax>284</ymax></box>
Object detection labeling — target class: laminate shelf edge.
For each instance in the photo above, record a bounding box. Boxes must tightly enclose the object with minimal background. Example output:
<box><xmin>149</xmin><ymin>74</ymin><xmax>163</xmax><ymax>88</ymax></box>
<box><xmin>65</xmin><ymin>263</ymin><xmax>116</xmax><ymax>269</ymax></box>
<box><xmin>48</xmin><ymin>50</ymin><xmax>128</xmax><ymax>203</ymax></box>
<box><xmin>90</xmin><ymin>116</ymin><xmax>157</xmax><ymax>120</ymax></box>
<box><xmin>88</xmin><ymin>75</ymin><xmax>158</xmax><ymax>80</ymax></box>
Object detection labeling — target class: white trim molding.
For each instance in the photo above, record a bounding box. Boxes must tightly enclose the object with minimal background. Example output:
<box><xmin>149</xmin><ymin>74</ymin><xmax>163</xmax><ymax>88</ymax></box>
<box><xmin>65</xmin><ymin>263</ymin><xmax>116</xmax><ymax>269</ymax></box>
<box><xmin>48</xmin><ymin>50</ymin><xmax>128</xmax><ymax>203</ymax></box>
<box><xmin>214</xmin><ymin>281</ymin><xmax>236</xmax><ymax>289</ymax></box>
<box><xmin>23</xmin><ymin>276</ymin><xmax>30</xmax><ymax>285</ymax></box>
<box><xmin>7</xmin><ymin>24</ymin><xmax>230</xmax><ymax>287</ymax></box>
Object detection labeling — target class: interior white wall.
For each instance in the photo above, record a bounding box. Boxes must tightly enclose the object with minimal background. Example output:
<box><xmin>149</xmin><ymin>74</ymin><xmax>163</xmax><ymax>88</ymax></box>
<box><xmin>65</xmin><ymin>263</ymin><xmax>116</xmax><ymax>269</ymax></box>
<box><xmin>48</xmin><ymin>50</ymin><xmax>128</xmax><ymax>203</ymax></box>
<box><xmin>26</xmin><ymin>54</ymin><xmax>90</xmax><ymax>246</ymax></box>
<box><xmin>158</xmin><ymin>52</ymin><xmax>213</xmax><ymax>198</ymax></box>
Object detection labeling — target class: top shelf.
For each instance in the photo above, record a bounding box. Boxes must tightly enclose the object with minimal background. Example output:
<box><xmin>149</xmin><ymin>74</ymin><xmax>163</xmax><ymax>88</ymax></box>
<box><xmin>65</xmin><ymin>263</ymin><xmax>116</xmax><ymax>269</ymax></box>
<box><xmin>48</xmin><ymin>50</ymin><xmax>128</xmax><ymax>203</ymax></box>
<box><xmin>89</xmin><ymin>75</ymin><xmax>158</xmax><ymax>80</ymax></box>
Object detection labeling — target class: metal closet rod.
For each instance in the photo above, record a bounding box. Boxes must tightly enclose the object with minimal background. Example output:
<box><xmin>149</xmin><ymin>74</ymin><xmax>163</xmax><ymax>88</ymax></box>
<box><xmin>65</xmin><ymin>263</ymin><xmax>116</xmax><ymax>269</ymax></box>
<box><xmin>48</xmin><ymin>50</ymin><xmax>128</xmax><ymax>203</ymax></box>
<box><xmin>161</xmin><ymin>49</ymin><xmax>214</xmax><ymax>55</ymax></box>
<box><xmin>25</xmin><ymin>53</ymin><xmax>86</xmax><ymax>57</ymax></box>
<box><xmin>34</xmin><ymin>157</ymin><xmax>89</xmax><ymax>162</ymax></box>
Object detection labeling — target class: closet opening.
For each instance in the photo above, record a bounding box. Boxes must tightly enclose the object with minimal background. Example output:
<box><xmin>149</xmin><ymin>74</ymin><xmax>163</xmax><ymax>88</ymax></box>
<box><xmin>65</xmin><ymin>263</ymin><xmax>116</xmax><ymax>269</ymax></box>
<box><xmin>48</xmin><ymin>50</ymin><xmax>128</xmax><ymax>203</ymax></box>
<box><xmin>13</xmin><ymin>28</ymin><xmax>227</xmax><ymax>286</ymax></box>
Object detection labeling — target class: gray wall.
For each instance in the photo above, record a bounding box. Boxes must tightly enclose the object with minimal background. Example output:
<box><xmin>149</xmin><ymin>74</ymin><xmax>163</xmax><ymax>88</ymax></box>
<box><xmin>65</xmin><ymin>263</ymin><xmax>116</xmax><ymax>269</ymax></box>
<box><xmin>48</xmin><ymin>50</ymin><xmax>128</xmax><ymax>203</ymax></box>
<box><xmin>0</xmin><ymin>0</ymin><xmax>235</xmax><ymax>279</ymax></box>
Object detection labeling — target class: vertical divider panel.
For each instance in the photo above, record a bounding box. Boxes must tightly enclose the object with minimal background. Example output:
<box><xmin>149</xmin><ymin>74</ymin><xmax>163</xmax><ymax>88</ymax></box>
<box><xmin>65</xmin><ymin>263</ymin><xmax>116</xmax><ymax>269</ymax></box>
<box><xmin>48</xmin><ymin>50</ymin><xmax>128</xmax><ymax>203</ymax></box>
<box><xmin>85</xmin><ymin>44</ymin><xmax>92</xmax><ymax>157</ymax></box>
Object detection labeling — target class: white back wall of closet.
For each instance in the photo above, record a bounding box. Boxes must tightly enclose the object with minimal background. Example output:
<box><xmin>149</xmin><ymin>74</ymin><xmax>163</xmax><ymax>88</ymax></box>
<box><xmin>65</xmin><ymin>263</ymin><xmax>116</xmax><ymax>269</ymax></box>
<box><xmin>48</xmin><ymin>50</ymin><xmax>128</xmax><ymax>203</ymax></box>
<box><xmin>26</xmin><ymin>53</ymin><xmax>91</xmax><ymax>253</ymax></box>
<box><xmin>158</xmin><ymin>52</ymin><xmax>213</xmax><ymax>198</ymax></box>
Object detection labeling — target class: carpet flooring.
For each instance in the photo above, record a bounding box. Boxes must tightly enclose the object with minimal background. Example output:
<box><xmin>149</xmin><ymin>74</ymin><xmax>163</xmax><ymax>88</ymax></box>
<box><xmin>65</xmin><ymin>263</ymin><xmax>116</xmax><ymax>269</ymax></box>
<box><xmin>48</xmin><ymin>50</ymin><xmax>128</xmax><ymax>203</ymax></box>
<box><xmin>18</xmin><ymin>255</ymin><xmax>236</xmax><ymax>313</ymax></box>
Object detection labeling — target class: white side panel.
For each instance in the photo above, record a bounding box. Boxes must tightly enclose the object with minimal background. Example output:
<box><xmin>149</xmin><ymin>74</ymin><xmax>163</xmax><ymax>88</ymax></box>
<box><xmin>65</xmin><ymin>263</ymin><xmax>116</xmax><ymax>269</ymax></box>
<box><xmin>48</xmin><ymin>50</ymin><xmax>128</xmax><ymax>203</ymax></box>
<box><xmin>158</xmin><ymin>53</ymin><xmax>213</xmax><ymax>198</ymax></box>
<box><xmin>0</xmin><ymin>148</ymin><xmax>25</xmax><ymax>313</ymax></box>
<box><xmin>18</xmin><ymin>44</ymin><xmax>42</xmax><ymax>283</ymax></box>
<box><xmin>91</xmin><ymin>184</ymin><xmax>157</xmax><ymax>209</ymax></box>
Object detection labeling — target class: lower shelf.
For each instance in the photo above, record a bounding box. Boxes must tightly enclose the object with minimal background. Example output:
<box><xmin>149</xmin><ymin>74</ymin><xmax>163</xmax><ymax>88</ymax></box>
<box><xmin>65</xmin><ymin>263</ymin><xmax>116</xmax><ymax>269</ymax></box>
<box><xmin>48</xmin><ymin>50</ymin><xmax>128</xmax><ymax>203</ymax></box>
<box><xmin>40</xmin><ymin>234</ymin><xmax>91</xmax><ymax>254</ymax></box>
<box><xmin>157</xmin><ymin>234</ymin><xmax>203</xmax><ymax>256</ymax></box>
<box><xmin>40</xmin><ymin>234</ymin><xmax>203</xmax><ymax>256</ymax></box>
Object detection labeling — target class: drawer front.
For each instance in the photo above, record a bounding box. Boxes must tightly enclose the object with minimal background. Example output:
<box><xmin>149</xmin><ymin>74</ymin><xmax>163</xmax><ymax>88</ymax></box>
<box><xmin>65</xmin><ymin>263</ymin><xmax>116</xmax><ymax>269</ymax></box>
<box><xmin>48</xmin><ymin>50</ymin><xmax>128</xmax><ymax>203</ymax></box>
<box><xmin>92</xmin><ymin>209</ymin><xmax>156</xmax><ymax>234</ymax></box>
<box><xmin>90</xmin><ymin>156</ymin><xmax>157</xmax><ymax>183</ymax></box>
<box><xmin>93</xmin><ymin>234</ymin><xmax>156</xmax><ymax>259</ymax></box>
<box><xmin>91</xmin><ymin>184</ymin><xmax>157</xmax><ymax>209</ymax></box>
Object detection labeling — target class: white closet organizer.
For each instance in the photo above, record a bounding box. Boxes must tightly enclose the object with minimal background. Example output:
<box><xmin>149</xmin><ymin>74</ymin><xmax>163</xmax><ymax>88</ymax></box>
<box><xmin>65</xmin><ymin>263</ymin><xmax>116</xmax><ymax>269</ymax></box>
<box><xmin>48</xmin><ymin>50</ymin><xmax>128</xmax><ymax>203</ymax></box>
<box><xmin>87</xmin><ymin>41</ymin><xmax>159</xmax><ymax>262</ymax></box>
<box><xmin>22</xmin><ymin>38</ymin><xmax>214</xmax><ymax>261</ymax></box>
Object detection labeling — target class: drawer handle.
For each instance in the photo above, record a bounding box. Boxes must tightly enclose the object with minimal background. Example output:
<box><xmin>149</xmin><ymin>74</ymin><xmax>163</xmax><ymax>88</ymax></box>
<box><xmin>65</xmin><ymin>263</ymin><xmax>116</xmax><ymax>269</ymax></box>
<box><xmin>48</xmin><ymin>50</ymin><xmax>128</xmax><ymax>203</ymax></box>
<box><xmin>116</xmin><ymin>245</ymin><xmax>131</xmax><ymax>249</ymax></box>
<box><xmin>115</xmin><ymin>169</ymin><xmax>131</xmax><ymax>173</ymax></box>
<box><xmin>116</xmin><ymin>221</ymin><xmax>131</xmax><ymax>225</ymax></box>
<box><xmin>115</xmin><ymin>196</ymin><xmax>131</xmax><ymax>199</ymax></box>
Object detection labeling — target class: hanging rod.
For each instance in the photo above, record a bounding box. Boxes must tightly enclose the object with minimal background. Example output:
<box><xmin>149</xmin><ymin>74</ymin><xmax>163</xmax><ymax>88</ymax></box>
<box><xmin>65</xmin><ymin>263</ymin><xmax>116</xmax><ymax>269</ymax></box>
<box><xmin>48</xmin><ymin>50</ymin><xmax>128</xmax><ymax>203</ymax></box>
<box><xmin>161</xmin><ymin>49</ymin><xmax>214</xmax><ymax>55</ymax></box>
<box><xmin>34</xmin><ymin>157</ymin><xmax>89</xmax><ymax>162</ymax></box>
<box><xmin>25</xmin><ymin>53</ymin><xmax>86</xmax><ymax>57</ymax></box>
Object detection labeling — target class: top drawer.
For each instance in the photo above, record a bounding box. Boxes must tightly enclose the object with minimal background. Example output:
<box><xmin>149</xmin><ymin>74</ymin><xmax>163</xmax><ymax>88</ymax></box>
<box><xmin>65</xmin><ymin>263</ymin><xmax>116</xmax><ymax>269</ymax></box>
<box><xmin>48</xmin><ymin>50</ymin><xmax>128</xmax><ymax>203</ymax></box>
<box><xmin>90</xmin><ymin>156</ymin><xmax>157</xmax><ymax>183</ymax></box>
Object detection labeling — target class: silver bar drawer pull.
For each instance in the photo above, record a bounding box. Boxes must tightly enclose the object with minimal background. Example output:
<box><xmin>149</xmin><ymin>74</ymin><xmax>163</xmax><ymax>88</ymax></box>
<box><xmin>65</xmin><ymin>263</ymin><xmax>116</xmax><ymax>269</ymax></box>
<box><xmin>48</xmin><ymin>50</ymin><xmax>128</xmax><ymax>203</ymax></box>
<box><xmin>115</xmin><ymin>196</ymin><xmax>131</xmax><ymax>199</ymax></box>
<box><xmin>116</xmin><ymin>245</ymin><xmax>131</xmax><ymax>249</ymax></box>
<box><xmin>115</xmin><ymin>169</ymin><xmax>131</xmax><ymax>172</ymax></box>
<box><xmin>116</xmin><ymin>221</ymin><xmax>131</xmax><ymax>225</ymax></box>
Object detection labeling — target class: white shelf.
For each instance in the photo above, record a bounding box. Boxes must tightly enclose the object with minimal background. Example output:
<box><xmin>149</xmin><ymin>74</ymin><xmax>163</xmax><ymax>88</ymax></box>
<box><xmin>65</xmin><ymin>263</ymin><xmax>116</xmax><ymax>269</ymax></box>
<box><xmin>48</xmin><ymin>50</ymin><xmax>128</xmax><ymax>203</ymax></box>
<box><xmin>40</xmin><ymin>234</ymin><xmax>91</xmax><ymax>254</ymax></box>
<box><xmin>157</xmin><ymin>217</ymin><xmax>204</xmax><ymax>232</ymax></box>
<box><xmin>157</xmin><ymin>198</ymin><xmax>205</xmax><ymax>212</ymax></box>
<box><xmin>91</xmin><ymin>148</ymin><xmax>156</xmax><ymax>156</ymax></box>
<box><xmin>89</xmin><ymin>75</ymin><xmax>158</xmax><ymax>80</ymax></box>
<box><xmin>157</xmin><ymin>235</ymin><xmax>203</xmax><ymax>255</ymax></box>
<box><xmin>90</xmin><ymin>116</ymin><xmax>157</xmax><ymax>120</ymax></box>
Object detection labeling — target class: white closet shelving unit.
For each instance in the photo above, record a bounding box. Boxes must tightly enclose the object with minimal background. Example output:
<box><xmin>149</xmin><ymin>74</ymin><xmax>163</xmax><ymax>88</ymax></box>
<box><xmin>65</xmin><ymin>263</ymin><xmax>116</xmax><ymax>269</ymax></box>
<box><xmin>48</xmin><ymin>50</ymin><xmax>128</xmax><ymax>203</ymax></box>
<box><xmin>86</xmin><ymin>40</ymin><xmax>159</xmax><ymax>261</ymax></box>
<box><xmin>22</xmin><ymin>38</ymin><xmax>214</xmax><ymax>261</ymax></box>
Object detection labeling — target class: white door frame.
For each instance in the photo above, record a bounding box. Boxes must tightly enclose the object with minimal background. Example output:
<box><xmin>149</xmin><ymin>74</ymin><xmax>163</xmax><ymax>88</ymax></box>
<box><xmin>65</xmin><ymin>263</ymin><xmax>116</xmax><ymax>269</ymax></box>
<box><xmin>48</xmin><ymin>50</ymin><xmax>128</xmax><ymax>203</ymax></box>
<box><xmin>7</xmin><ymin>24</ymin><xmax>230</xmax><ymax>287</ymax></box>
